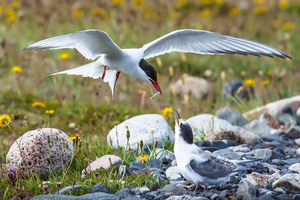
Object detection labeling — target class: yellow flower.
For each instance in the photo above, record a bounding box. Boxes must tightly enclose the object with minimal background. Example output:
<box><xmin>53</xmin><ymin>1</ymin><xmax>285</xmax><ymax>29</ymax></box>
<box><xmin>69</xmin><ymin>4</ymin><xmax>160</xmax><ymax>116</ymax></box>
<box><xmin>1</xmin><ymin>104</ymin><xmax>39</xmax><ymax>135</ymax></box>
<box><xmin>176</xmin><ymin>0</ymin><xmax>188</xmax><ymax>8</ymax></box>
<box><xmin>243</xmin><ymin>78</ymin><xmax>256</xmax><ymax>87</ymax></box>
<box><xmin>67</xmin><ymin>134</ymin><xmax>81</xmax><ymax>142</ymax></box>
<box><xmin>261</xmin><ymin>79</ymin><xmax>270</xmax><ymax>86</ymax></box>
<box><xmin>214</xmin><ymin>0</ymin><xmax>223</xmax><ymax>5</ymax></box>
<box><xmin>253</xmin><ymin>6</ymin><xmax>268</xmax><ymax>15</ymax></box>
<box><xmin>11</xmin><ymin>65</ymin><xmax>23</xmax><ymax>74</ymax></box>
<box><xmin>199</xmin><ymin>0</ymin><xmax>212</xmax><ymax>6</ymax></box>
<box><xmin>200</xmin><ymin>9</ymin><xmax>212</xmax><ymax>18</ymax></box>
<box><xmin>162</xmin><ymin>107</ymin><xmax>173</xmax><ymax>119</ymax></box>
<box><xmin>254</xmin><ymin>0</ymin><xmax>265</xmax><ymax>6</ymax></box>
<box><xmin>6</xmin><ymin>8</ymin><xmax>18</xmax><ymax>23</ymax></box>
<box><xmin>0</xmin><ymin>5</ymin><xmax>4</xmax><ymax>14</ymax></box>
<box><xmin>90</xmin><ymin>7</ymin><xmax>109</xmax><ymax>19</ymax></box>
<box><xmin>72</xmin><ymin>9</ymin><xmax>84</xmax><ymax>18</ymax></box>
<box><xmin>229</xmin><ymin>7</ymin><xmax>241</xmax><ymax>16</ymax></box>
<box><xmin>267</xmin><ymin>69</ymin><xmax>273</xmax><ymax>77</ymax></box>
<box><xmin>140</xmin><ymin>155</ymin><xmax>149</xmax><ymax>163</ymax></box>
<box><xmin>111</xmin><ymin>0</ymin><xmax>124</xmax><ymax>6</ymax></box>
<box><xmin>59</xmin><ymin>52</ymin><xmax>70</xmax><ymax>60</ymax></box>
<box><xmin>279</xmin><ymin>0</ymin><xmax>288</xmax><ymax>9</ymax></box>
<box><xmin>0</xmin><ymin>114</ymin><xmax>12</xmax><ymax>128</ymax></box>
<box><xmin>281</xmin><ymin>22</ymin><xmax>295</xmax><ymax>31</ymax></box>
<box><xmin>132</xmin><ymin>0</ymin><xmax>144</xmax><ymax>8</ymax></box>
<box><xmin>45</xmin><ymin>109</ymin><xmax>55</xmax><ymax>115</ymax></box>
<box><xmin>11</xmin><ymin>0</ymin><xmax>21</xmax><ymax>9</ymax></box>
<box><xmin>32</xmin><ymin>101</ymin><xmax>46</xmax><ymax>108</ymax></box>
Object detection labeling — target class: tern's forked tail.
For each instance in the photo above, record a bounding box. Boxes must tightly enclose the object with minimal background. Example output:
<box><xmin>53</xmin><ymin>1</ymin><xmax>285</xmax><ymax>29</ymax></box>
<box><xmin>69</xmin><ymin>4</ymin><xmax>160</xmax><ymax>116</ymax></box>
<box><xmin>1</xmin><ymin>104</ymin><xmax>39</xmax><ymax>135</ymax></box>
<box><xmin>49</xmin><ymin>60</ymin><xmax>120</xmax><ymax>96</ymax></box>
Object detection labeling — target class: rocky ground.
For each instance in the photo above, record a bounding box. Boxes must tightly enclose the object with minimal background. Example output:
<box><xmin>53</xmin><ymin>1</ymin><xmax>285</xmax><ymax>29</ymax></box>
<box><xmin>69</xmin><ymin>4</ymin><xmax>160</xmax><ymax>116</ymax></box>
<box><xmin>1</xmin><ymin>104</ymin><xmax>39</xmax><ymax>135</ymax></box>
<box><xmin>6</xmin><ymin>96</ymin><xmax>300</xmax><ymax>200</ymax></box>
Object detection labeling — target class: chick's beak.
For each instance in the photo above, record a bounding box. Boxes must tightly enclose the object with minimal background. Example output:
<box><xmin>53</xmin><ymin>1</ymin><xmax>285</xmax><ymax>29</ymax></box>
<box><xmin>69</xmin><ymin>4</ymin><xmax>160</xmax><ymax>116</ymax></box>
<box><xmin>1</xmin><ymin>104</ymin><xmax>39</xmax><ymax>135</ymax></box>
<box><xmin>174</xmin><ymin>110</ymin><xmax>181</xmax><ymax>125</ymax></box>
<box><xmin>149</xmin><ymin>79</ymin><xmax>162</xmax><ymax>94</ymax></box>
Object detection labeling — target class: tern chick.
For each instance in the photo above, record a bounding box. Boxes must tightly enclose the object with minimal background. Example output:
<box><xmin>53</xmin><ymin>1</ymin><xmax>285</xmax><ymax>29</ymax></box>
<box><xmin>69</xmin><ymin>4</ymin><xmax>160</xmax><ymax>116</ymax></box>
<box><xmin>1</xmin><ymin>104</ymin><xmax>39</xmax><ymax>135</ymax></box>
<box><xmin>25</xmin><ymin>29</ymin><xmax>291</xmax><ymax>97</ymax></box>
<box><xmin>173</xmin><ymin>111</ymin><xmax>244</xmax><ymax>187</ymax></box>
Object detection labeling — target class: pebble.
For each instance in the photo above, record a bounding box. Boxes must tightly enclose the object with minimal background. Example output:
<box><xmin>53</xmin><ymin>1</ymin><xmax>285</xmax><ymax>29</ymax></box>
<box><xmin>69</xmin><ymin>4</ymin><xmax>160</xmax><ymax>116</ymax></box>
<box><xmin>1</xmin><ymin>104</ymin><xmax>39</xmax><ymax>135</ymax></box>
<box><xmin>236</xmin><ymin>178</ymin><xmax>258</xmax><ymax>200</ymax></box>
<box><xmin>215</xmin><ymin>108</ymin><xmax>248</xmax><ymax>127</ymax></box>
<box><xmin>85</xmin><ymin>155</ymin><xmax>122</xmax><ymax>173</ymax></box>
<box><xmin>160</xmin><ymin>184</ymin><xmax>187</xmax><ymax>195</ymax></box>
<box><xmin>273</xmin><ymin>173</ymin><xmax>300</xmax><ymax>191</ymax></box>
<box><xmin>213</xmin><ymin>148</ymin><xmax>241</xmax><ymax>160</ymax></box>
<box><xmin>90</xmin><ymin>183</ymin><xmax>110</xmax><ymax>194</ymax></box>
<box><xmin>252</xmin><ymin>149</ymin><xmax>273</xmax><ymax>160</ymax></box>
<box><xmin>289</xmin><ymin>163</ymin><xmax>300</xmax><ymax>174</ymax></box>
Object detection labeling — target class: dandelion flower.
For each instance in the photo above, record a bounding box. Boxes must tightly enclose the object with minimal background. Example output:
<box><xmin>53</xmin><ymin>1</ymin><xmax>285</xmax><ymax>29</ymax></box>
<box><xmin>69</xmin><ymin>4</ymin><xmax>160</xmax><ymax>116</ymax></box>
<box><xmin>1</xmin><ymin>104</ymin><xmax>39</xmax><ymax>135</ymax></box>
<box><xmin>229</xmin><ymin>7</ymin><xmax>241</xmax><ymax>17</ymax></box>
<box><xmin>253</xmin><ymin>6</ymin><xmax>268</xmax><ymax>15</ymax></box>
<box><xmin>281</xmin><ymin>22</ymin><xmax>295</xmax><ymax>31</ymax></box>
<box><xmin>72</xmin><ymin>9</ymin><xmax>84</xmax><ymax>18</ymax></box>
<box><xmin>132</xmin><ymin>0</ymin><xmax>144</xmax><ymax>8</ymax></box>
<box><xmin>45</xmin><ymin>109</ymin><xmax>55</xmax><ymax>115</ymax></box>
<box><xmin>176</xmin><ymin>0</ymin><xmax>188</xmax><ymax>8</ymax></box>
<box><xmin>59</xmin><ymin>52</ymin><xmax>70</xmax><ymax>60</ymax></box>
<box><xmin>5</xmin><ymin>8</ymin><xmax>18</xmax><ymax>23</ymax></box>
<box><xmin>111</xmin><ymin>0</ymin><xmax>125</xmax><ymax>6</ymax></box>
<box><xmin>32</xmin><ymin>101</ymin><xmax>46</xmax><ymax>108</ymax></box>
<box><xmin>162</xmin><ymin>107</ymin><xmax>173</xmax><ymax>119</ymax></box>
<box><xmin>254</xmin><ymin>0</ymin><xmax>265</xmax><ymax>6</ymax></box>
<box><xmin>200</xmin><ymin>9</ymin><xmax>212</xmax><ymax>18</ymax></box>
<box><xmin>11</xmin><ymin>65</ymin><xmax>23</xmax><ymax>74</ymax></box>
<box><xmin>67</xmin><ymin>134</ymin><xmax>81</xmax><ymax>142</ymax></box>
<box><xmin>243</xmin><ymin>78</ymin><xmax>256</xmax><ymax>87</ymax></box>
<box><xmin>0</xmin><ymin>114</ymin><xmax>12</xmax><ymax>128</ymax></box>
<box><xmin>140</xmin><ymin>155</ymin><xmax>149</xmax><ymax>163</ymax></box>
<box><xmin>261</xmin><ymin>79</ymin><xmax>270</xmax><ymax>86</ymax></box>
<box><xmin>279</xmin><ymin>0</ymin><xmax>288</xmax><ymax>9</ymax></box>
<box><xmin>267</xmin><ymin>69</ymin><xmax>273</xmax><ymax>77</ymax></box>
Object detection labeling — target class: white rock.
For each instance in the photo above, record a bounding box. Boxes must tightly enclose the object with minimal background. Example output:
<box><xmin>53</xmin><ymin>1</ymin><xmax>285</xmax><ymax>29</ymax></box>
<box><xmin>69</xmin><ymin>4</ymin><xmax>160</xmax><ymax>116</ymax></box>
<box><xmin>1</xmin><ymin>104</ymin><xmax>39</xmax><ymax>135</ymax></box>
<box><xmin>6</xmin><ymin>128</ymin><xmax>73</xmax><ymax>178</ymax></box>
<box><xmin>186</xmin><ymin>114</ymin><xmax>234</xmax><ymax>140</ymax></box>
<box><xmin>86</xmin><ymin>155</ymin><xmax>122</xmax><ymax>172</ymax></box>
<box><xmin>272</xmin><ymin>173</ymin><xmax>300</xmax><ymax>191</ymax></box>
<box><xmin>289</xmin><ymin>163</ymin><xmax>300</xmax><ymax>174</ymax></box>
<box><xmin>169</xmin><ymin>74</ymin><xmax>210</xmax><ymax>99</ymax></box>
<box><xmin>244</xmin><ymin>95</ymin><xmax>300</xmax><ymax>119</ymax></box>
<box><xmin>107</xmin><ymin>114</ymin><xmax>174</xmax><ymax>150</ymax></box>
<box><xmin>166</xmin><ymin>166</ymin><xmax>181</xmax><ymax>178</ymax></box>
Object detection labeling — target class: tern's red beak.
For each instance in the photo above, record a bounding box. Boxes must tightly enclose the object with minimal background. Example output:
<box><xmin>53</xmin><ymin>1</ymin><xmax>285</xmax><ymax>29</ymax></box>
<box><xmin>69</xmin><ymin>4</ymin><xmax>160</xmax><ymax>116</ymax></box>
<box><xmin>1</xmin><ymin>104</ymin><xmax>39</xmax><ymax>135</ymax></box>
<box><xmin>149</xmin><ymin>79</ymin><xmax>162</xmax><ymax>94</ymax></box>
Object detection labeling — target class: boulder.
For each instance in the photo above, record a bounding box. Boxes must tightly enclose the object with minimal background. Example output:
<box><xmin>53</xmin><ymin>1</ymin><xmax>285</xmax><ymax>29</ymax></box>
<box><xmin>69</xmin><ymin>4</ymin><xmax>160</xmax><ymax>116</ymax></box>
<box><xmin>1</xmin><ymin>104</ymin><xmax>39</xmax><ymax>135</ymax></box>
<box><xmin>107</xmin><ymin>114</ymin><xmax>174</xmax><ymax>150</ymax></box>
<box><xmin>6</xmin><ymin>128</ymin><xmax>73</xmax><ymax>178</ymax></box>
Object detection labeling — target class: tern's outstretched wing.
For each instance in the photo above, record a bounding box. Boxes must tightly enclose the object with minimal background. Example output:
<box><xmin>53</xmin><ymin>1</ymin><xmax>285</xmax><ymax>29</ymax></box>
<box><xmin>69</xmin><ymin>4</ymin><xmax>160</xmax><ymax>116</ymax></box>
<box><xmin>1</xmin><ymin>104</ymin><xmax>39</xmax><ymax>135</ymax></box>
<box><xmin>25</xmin><ymin>30</ymin><xmax>123</xmax><ymax>60</ymax></box>
<box><xmin>189</xmin><ymin>156</ymin><xmax>237</xmax><ymax>180</ymax></box>
<box><xmin>142</xmin><ymin>29</ymin><xmax>291</xmax><ymax>59</ymax></box>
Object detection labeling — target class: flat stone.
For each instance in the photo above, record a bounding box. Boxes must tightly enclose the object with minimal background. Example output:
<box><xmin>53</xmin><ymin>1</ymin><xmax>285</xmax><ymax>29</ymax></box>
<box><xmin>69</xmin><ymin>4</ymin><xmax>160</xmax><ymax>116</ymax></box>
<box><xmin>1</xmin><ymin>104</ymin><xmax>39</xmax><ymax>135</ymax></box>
<box><xmin>85</xmin><ymin>155</ymin><xmax>122</xmax><ymax>172</ymax></box>
<box><xmin>215</xmin><ymin>108</ymin><xmax>248</xmax><ymax>127</ymax></box>
<box><xmin>32</xmin><ymin>192</ymin><xmax>118</xmax><ymax>200</ymax></box>
<box><xmin>252</xmin><ymin>149</ymin><xmax>273</xmax><ymax>160</ymax></box>
<box><xmin>236</xmin><ymin>178</ymin><xmax>258</xmax><ymax>200</ymax></box>
<box><xmin>160</xmin><ymin>184</ymin><xmax>187</xmax><ymax>195</ymax></box>
<box><xmin>107</xmin><ymin>114</ymin><xmax>174</xmax><ymax>150</ymax></box>
<box><xmin>213</xmin><ymin>148</ymin><xmax>241</xmax><ymax>160</ymax></box>
<box><xmin>166</xmin><ymin>195</ymin><xmax>209</xmax><ymax>200</ymax></box>
<box><xmin>246</xmin><ymin>172</ymin><xmax>272</xmax><ymax>187</ymax></box>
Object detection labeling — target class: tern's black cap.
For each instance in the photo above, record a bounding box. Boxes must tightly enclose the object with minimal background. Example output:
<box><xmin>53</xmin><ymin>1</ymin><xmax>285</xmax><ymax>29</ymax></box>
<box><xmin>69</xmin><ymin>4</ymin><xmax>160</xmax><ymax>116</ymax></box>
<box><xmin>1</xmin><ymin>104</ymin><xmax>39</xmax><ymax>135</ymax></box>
<box><xmin>139</xmin><ymin>59</ymin><xmax>157</xmax><ymax>82</ymax></box>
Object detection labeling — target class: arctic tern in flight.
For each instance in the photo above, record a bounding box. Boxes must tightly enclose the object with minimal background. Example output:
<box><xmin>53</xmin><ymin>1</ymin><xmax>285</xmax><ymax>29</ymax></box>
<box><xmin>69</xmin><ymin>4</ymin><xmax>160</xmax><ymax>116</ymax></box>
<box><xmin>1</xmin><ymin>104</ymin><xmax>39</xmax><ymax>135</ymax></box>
<box><xmin>25</xmin><ymin>29</ymin><xmax>291</xmax><ymax>97</ymax></box>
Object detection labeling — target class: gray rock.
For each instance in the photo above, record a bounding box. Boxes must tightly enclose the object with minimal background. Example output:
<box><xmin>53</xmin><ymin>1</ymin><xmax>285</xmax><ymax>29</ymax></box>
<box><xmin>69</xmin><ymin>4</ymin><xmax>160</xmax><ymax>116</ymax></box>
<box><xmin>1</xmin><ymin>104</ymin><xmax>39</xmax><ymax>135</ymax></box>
<box><xmin>169</xmin><ymin>74</ymin><xmax>211</xmax><ymax>99</ymax></box>
<box><xmin>252</xmin><ymin>149</ymin><xmax>273</xmax><ymax>160</ymax></box>
<box><xmin>58</xmin><ymin>185</ymin><xmax>90</xmax><ymax>195</ymax></box>
<box><xmin>186</xmin><ymin>114</ymin><xmax>233</xmax><ymax>140</ymax></box>
<box><xmin>107</xmin><ymin>114</ymin><xmax>174</xmax><ymax>150</ymax></box>
<box><xmin>213</xmin><ymin>149</ymin><xmax>241</xmax><ymax>160</ymax></box>
<box><xmin>256</xmin><ymin>193</ymin><xmax>280</xmax><ymax>200</ymax></box>
<box><xmin>32</xmin><ymin>193</ymin><xmax>118</xmax><ymax>200</ymax></box>
<box><xmin>273</xmin><ymin>173</ymin><xmax>300</xmax><ymax>191</ymax></box>
<box><xmin>215</xmin><ymin>108</ymin><xmax>247</xmax><ymax>127</ymax></box>
<box><xmin>286</xmin><ymin>126</ymin><xmax>300</xmax><ymax>139</ymax></box>
<box><xmin>229</xmin><ymin>145</ymin><xmax>251</xmax><ymax>153</ymax></box>
<box><xmin>194</xmin><ymin>140</ymin><xmax>236</xmax><ymax>152</ymax></box>
<box><xmin>166</xmin><ymin>195</ymin><xmax>209</xmax><ymax>200</ymax></box>
<box><xmin>6</xmin><ymin>128</ymin><xmax>73</xmax><ymax>178</ymax></box>
<box><xmin>115</xmin><ymin>188</ymin><xmax>139</xmax><ymax>200</ymax></box>
<box><xmin>131</xmin><ymin>186</ymin><xmax>150</xmax><ymax>195</ymax></box>
<box><xmin>91</xmin><ymin>183</ymin><xmax>110</xmax><ymax>193</ymax></box>
<box><xmin>245</xmin><ymin>119</ymin><xmax>273</xmax><ymax>136</ymax></box>
<box><xmin>289</xmin><ymin>163</ymin><xmax>300</xmax><ymax>174</ymax></box>
<box><xmin>129</xmin><ymin>161</ymin><xmax>145</xmax><ymax>173</ymax></box>
<box><xmin>236</xmin><ymin>178</ymin><xmax>258</xmax><ymax>200</ymax></box>
<box><xmin>154</xmin><ymin>148</ymin><xmax>175</xmax><ymax>164</ymax></box>
<box><xmin>145</xmin><ymin>159</ymin><xmax>161</xmax><ymax>169</ymax></box>
<box><xmin>206</xmin><ymin>126</ymin><xmax>263</xmax><ymax>146</ymax></box>
<box><xmin>160</xmin><ymin>184</ymin><xmax>187</xmax><ymax>195</ymax></box>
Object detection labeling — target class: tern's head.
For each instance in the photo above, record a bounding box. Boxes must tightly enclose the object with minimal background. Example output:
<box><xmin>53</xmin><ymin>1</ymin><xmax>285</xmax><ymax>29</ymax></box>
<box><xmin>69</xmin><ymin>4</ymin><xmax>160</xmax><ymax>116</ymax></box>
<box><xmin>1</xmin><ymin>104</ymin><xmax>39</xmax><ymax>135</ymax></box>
<box><xmin>139</xmin><ymin>59</ymin><xmax>162</xmax><ymax>94</ymax></box>
<box><xmin>174</xmin><ymin>110</ymin><xmax>193</xmax><ymax>144</ymax></box>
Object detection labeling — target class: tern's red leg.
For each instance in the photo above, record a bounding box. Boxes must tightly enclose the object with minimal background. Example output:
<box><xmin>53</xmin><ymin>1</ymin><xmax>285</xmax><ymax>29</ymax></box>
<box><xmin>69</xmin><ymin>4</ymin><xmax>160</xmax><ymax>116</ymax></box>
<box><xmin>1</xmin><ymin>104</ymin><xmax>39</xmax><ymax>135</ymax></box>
<box><xmin>101</xmin><ymin>66</ymin><xmax>107</xmax><ymax>80</ymax></box>
<box><xmin>116</xmin><ymin>71</ymin><xmax>120</xmax><ymax>80</ymax></box>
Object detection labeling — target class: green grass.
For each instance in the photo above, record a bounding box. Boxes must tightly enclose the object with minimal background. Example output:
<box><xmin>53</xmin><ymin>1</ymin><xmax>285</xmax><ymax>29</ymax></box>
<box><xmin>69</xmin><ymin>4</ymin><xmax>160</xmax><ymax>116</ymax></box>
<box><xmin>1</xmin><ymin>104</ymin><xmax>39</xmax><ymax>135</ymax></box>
<box><xmin>0</xmin><ymin>0</ymin><xmax>300</xmax><ymax>199</ymax></box>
